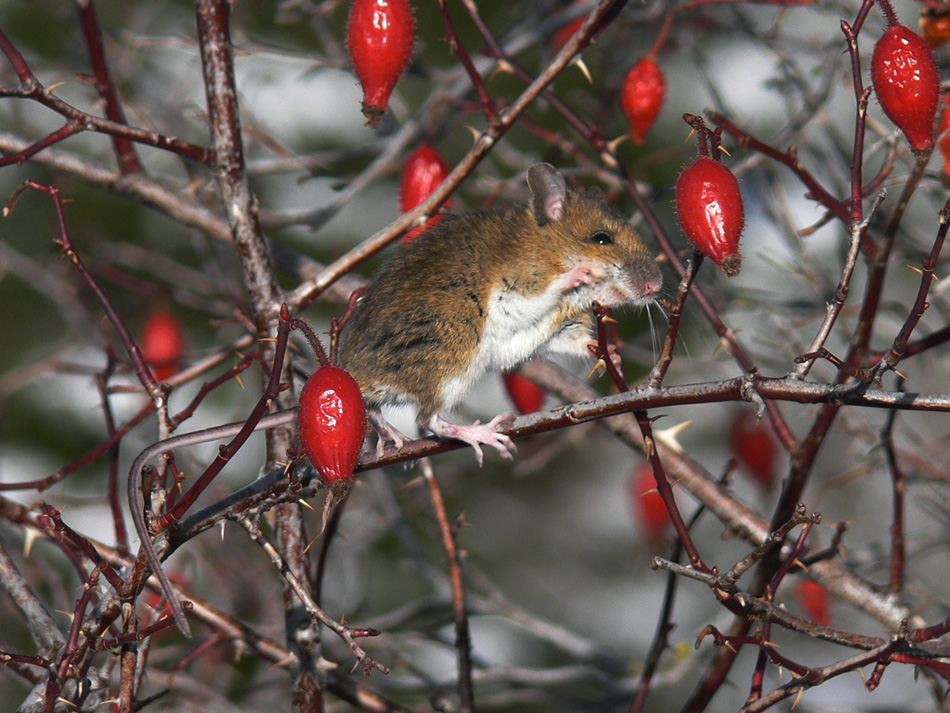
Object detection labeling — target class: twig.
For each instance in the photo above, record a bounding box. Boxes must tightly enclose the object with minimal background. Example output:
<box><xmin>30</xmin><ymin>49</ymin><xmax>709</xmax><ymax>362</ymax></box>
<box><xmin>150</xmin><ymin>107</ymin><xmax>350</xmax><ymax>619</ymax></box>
<box><xmin>880</xmin><ymin>394</ymin><xmax>906</xmax><ymax>593</ymax></box>
<box><xmin>235</xmin><ymin>513</ymin><xmax>388</xmax><ymax>675</ymax></box>
<box><xmin>127</xmin><ymin>306</ymin><xmax>292</xmax><ymax>635</ymax></box>
<box><xmin>422</xmin><ymin>458</ymin><xmax>475</xmax><ymax>712</ymax></box>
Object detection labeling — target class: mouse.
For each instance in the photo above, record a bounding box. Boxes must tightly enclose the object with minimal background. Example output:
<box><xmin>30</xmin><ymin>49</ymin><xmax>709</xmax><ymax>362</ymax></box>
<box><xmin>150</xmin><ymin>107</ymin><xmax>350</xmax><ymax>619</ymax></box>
<box><xmin>337</xmin><ymin>162</ymin><xmax>663</xmax><ymax>464</ymax></box>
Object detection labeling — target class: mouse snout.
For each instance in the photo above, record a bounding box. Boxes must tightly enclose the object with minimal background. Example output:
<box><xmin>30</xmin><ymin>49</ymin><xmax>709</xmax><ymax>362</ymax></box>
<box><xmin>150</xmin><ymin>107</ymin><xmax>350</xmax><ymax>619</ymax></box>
<box><xmin>626</xmin><ymin>260</ymin><xmax>662</xmax><ymax>302</ymax></box>
<box><xmin>640</xmin><ymin>273</ymin><xmax>662</xmax><ymax>298</ymax></box>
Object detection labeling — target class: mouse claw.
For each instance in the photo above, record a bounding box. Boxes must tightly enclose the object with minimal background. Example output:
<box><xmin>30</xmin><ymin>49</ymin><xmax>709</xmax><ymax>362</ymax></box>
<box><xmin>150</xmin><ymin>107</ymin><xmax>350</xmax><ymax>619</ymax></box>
<box><xmin>424</xmin><ymin>414</ymin><xmax>517</xmax><ymax>466</ymax></box>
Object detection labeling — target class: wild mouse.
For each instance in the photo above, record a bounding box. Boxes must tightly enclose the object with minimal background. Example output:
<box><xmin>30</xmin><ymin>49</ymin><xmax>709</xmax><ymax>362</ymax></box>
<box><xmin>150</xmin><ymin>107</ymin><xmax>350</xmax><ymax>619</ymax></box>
<box><xmin>337</xmin><ymin>162</ymin><xmax>663</xmax><ymax>463</ymax></box>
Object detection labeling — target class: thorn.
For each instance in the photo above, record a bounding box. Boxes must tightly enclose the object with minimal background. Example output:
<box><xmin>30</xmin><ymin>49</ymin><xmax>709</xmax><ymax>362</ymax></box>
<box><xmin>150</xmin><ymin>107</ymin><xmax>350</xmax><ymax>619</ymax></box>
<box><xmin>401</xmin><ymin>475</ymin><xmax>424</xmax><ymax>489</ymax></box>
<box><xmin>464</xmin><ymin>124</ymin><xmax>481</xmax><ymax>141</ymax></box>
<box><xmin>298</xmin><ymin>498</ymin><xmax>314</xmax><ymax>511</ymax></box>
<box><xmin>572</xmin><ymin>56</ymin><xmax>592</xmax><ymax>83</ymax></box>
<box><xmin>268</xmin><ymin>653</ymin><xmax>297</xmax><ymax>670</ymax></box>
<box><xmin>717</xmin><ymin>144</ymin><xmax>732</xmax><ymax>157</ymax></box>
<box><xmin>654</xmin><ymin>421</ymin><xmax>692</xmax><ymax>453</ymax></box>
<box><xmin>47</xmin><ymin>80</ymin><xmax>68</xmax><ymax>93</ymax></box>
<box><xmin>23</xmin><ymin>529</ymin><xmax>39</xmax><ymax>558</ymax></box>
<box><xmin>495</xmin><ymin>58</ymin><xmax>515</xmax><ymax>76</ymax></box>
<box><xmin>606</xmin><ymin>135</ymin><xmax>627</xmax><ymax>153</ymax></box>
<box><xmin>685</xmin><ymin>128</ymin><xmax>696</xmax><ymax>142</ymax></box>
<box><xmin>259</xmin><ymin>337</ymin><xmax>278</xmax><ymax>343</ymax></box>
<box><xmin>906</xmin><ymin>265</ymin><xmax>924</xmax><ymax>276</ymax></box>
<box><xmin>894</xmin><ymin>368</ymin><xmax>907</xmax><ymax>380</ymax></box>
<box><xmin>219</xmin><ymin>520</ymin><xmax>226</xmax><ymax>542</ymax></box>
<box><xmin>792</xmin><ymin>686</ymin><xmax>804</xmax><ymax>708</ymax></box>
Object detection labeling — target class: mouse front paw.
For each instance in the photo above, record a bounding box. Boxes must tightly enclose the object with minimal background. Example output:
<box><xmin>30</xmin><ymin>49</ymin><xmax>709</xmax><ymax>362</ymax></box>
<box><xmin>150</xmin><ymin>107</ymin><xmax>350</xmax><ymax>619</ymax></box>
<box><xmin>562</xmin><ymin>260</ymin><xmax>605</xmax><ymax>291</ymax></box>
<box><xmin>424</xmin><ymin>414</ymin><xmax>517</xmax><ymax>466</ymax></box>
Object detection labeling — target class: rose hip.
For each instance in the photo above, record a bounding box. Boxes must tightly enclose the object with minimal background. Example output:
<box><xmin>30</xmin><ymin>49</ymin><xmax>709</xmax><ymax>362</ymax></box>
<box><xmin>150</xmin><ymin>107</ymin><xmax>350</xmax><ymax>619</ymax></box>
<box><xmin>620</xmin><ymin>56</ymin><xmax>666</xmax><ymax>144</ymax></box>
<box><xmin>348</xmin><ymin>0</ymin><xmax>415</xmax><ymax>128</ymax></box>
<box><xmin>871</xmin><ymin>6</ymin><xmax>939</xmax><ymax>156</ymax></box>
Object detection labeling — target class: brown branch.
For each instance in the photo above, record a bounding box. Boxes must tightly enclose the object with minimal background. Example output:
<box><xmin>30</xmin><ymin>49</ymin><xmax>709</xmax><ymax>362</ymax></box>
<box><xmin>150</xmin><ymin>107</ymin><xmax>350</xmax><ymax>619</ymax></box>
<box><xmin>0</xmin><ymin>28</ymin><xmax>213</xmax><ymax>165</ymax></box>
<box><xmin>422</xmin><ymin>459</ymin><xmax>475</xmax><ymax>712</ymax></box>
<box><xmin>76</xmin><ymin>0</ymin><xmax>141</xmax><ymax>173</ymax></box>
<box><xmin>880</xmin><ymin>199</ymin><xmax>950</xmax><ymax>373</ymax></box>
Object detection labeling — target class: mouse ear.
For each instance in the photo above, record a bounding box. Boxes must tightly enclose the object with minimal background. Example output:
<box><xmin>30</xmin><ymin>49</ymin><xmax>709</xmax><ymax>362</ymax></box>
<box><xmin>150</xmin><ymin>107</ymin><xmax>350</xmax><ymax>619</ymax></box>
<box><xmin>527</xmin><ymin>163</ymin><xmax>567</xmax><ymax>226</ymax></box>
<box><xmin>586</xmin><ymin>186</ymin><xmax>607</xmax><ymax>205</ymax></box>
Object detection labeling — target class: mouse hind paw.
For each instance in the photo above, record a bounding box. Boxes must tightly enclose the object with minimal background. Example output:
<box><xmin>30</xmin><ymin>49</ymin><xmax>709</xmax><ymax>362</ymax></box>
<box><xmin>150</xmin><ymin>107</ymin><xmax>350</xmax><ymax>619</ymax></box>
<box><xmin>368</xmin><ymin>411</ymin><xmax>410</xmax><ymax>458</ymax></box>
<box><xmin>424</xmin><ymin>414</ymin><xmax>516</xmax><ymax>466</ymax></box>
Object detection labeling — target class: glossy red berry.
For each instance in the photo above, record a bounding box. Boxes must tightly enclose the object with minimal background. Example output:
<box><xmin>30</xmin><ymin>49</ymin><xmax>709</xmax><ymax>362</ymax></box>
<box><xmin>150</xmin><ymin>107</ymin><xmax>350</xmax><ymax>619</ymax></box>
<box><xmin>871</xmin><ymin>23</ymin><xmax>939</xmax><ymax>155</ymax></box>
<box><xmin>676</xmin><ymin>155</ymin><xmax>745</xmax><ymax>277</ymax></box>
<box><xmin>728</xmin><ymin>411</ymin><xmax>780</xmax><ymax>489</ymax></box>
<box><xmin>400</xmin><ymin>144</ymin><xmax>452</xmax><ymax>243</ymax></box>
<box><xmin>347</xmin><ymin>0</ymin><xmax>415</xmax><ymax>128</ymax></box>
<box><xmin>620</xmin><ymin>57</ymin><xmax>666</xmax><ymax>144</ymax></box>
<box><xmin>141</xmin><ymin>307</ymin><xmax>185</xmax><ymax>381</ymax></box>
<box><xmin>796</xmin><ymin>580</ymin><xmax>830</xmax><ymax>626</ymax></box>
<box><xmin>629</xmin><ymin>464</ymin><xmax>671</xmax><ymax>542</ymax></box>
<box><xmin>502</xmin><ymin>371</ymin><xmax>546</xmax><ymax>414</ymax></box>
<box><xmin>298</xmin><ymin>365</ymin><xmax>367</xmax><ymax>499</ymax></box>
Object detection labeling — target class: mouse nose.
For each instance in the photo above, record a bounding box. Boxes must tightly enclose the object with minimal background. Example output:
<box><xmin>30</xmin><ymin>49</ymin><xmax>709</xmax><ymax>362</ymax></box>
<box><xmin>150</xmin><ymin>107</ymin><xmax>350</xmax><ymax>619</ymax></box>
<box><xmin>641</xmin><ymin>277</ymin><xmax>661</xmax><ymax>297</ymax></box>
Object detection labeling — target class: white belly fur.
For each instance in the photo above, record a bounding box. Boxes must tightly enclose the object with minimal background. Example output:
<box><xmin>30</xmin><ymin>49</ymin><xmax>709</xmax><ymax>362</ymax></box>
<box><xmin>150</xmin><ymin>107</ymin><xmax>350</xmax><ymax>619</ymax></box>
<box><xmin>438</xmin><ymin>278</ymin><xmax>567</xmax><ymax>409</ymax></box>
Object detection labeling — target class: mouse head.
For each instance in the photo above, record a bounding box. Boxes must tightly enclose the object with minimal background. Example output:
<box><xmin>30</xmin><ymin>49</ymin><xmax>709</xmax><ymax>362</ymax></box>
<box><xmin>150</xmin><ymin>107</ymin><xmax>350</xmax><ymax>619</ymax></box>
<box><xmin>526</xmin><ymin>163</ymin><xmax>662</xmax><ymax>307</ymax></box>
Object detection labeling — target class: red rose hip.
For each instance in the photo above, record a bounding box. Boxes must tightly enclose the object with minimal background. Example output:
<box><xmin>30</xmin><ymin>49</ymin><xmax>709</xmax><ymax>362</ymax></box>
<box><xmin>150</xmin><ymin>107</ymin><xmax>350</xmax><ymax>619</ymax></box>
<box><xmin>298</xmin><ymin>365</ymin><xmax>367</xmax><ymax>500</ymax></box>
<box><xmin>676</xmin><ymin>154</ymin><xmax>745</xmax><ymax>276</ymax></box>
<box><xmin>620</xmin><ymin>57</ymin><xmax>666</xmax><ymax>144</ymax></box>
<box><xmin>796</xmin><ymin>580</ymin><xmax>830</xmax><ymax>626</ymax></box>
<box><xmin>939</xmin><ymin>95</ymin><xmax>950</xmax><ymax>184</ymax></box>
<box><xmin>502</xmin><ymin>371</ymin><xmax>546</xmax><ymax>414</ymax></box>
<box><xmin>629</xmin><ymin>464</ymin><xmax>671</xmax><ymax>543</ymax></box>
<box><xmin>348</xmin><ymin>0</ymin><xmax>416</xmax><ymax>128</ymax></box>
<box><xmin>728</xmin><ymin>411</ymin><xmax>780</xmax><ymax>489</ymax></box>
<box><xmin>141</xmin><ymin>307</ymin><xmax>185</xmax><ymax>381</ymax></box>
<box><xmin>400</xmin><ymin>144</ymin><xmax>452</xmax><ymax>242</ymax></box>
<box><xmin>871</xmin><ymin>19</ymin><xmax>939</xmax><ymax>155</ymax></box>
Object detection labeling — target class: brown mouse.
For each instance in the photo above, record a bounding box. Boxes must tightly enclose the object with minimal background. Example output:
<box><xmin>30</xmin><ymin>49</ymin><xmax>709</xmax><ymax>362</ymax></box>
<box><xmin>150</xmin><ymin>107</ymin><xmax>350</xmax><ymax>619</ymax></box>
<box><xmin>338</xmin><ymin>162</ymin><xmax>662</xmax><ymax>463</ymax></box>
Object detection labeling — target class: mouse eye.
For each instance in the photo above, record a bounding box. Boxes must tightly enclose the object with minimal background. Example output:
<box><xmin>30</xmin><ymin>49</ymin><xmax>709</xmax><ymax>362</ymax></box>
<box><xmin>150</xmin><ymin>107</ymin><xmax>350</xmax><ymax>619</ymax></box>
<box><xmin>590</xmin><ymin>230</ymin><xmax>614</xmax><ymax>245</ymax></box>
